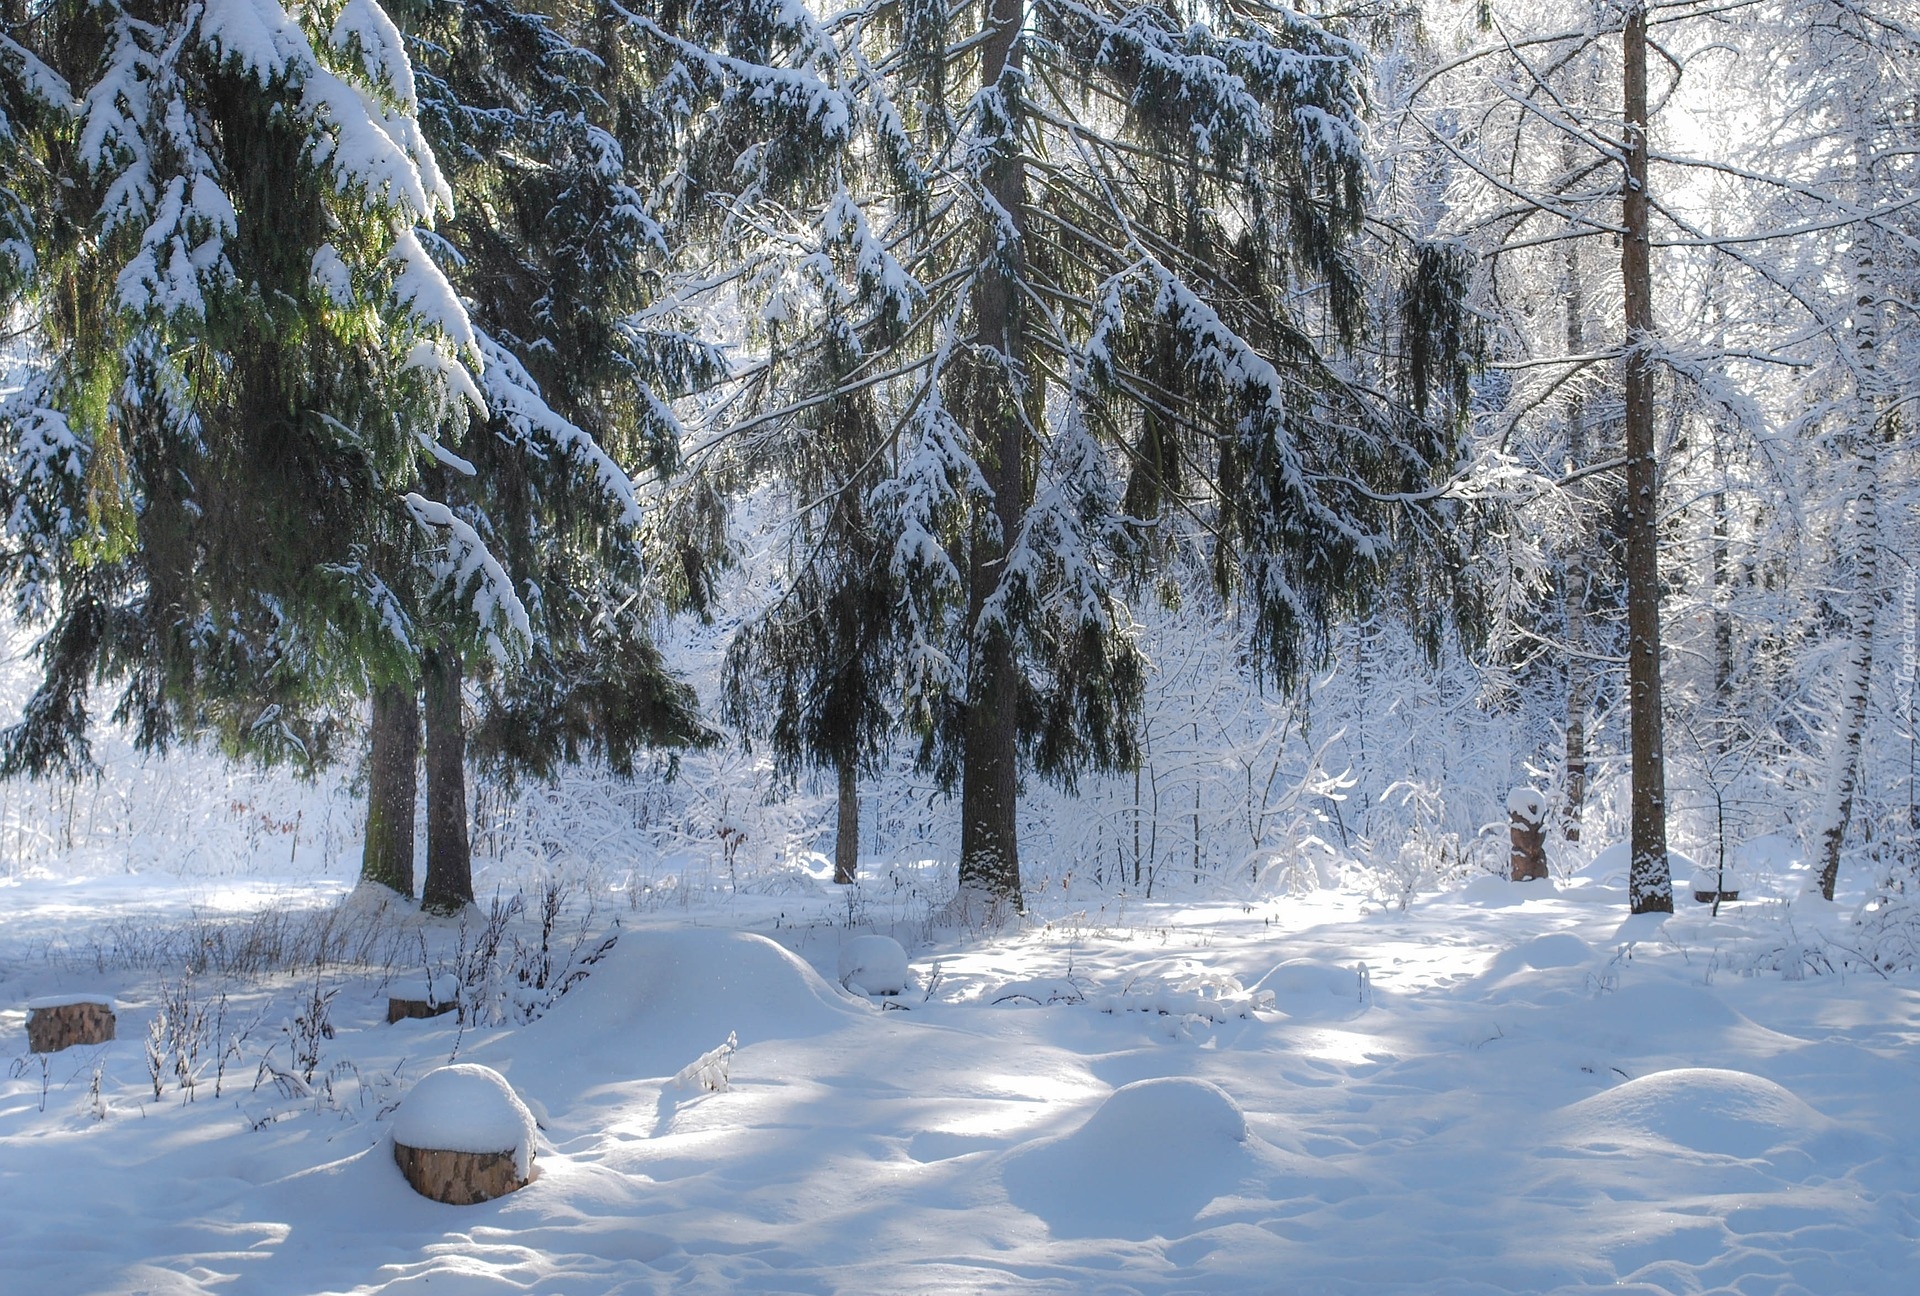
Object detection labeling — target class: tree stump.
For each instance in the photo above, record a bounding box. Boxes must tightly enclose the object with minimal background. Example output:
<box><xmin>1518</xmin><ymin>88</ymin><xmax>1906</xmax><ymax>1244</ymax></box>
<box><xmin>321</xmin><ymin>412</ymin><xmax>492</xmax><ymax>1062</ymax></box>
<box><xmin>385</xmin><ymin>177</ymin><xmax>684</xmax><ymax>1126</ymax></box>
<box><xmin>392</xmin><ymin>1142</ymin><xmax>527</xmax><ymax>1205</ymax></box>
<box><xmin>390</xmin><ymin>1064</ymin><xmax>535</xmax><ymax>1205</ymax></box>
<box><xmin>1507</xmin><ymin>787</ymin><xmax>1549</xmax><ymax>882</ymax></box>
<box><xmin>388</xmin><ymin>997</ymin><xmax>457</xmax><ymax>1024</ymax></box>
<box><xmin>26</xmin><ymin>997</ymin><xmax>116</xmax><ymax>1053</ymax></box>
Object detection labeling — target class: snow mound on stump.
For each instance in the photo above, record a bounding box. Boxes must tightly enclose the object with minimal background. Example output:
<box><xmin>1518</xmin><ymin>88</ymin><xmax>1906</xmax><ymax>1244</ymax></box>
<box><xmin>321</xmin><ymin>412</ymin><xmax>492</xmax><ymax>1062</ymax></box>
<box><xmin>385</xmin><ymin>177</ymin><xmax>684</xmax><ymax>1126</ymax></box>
<box><xmin>1561</xmin><ymin>1068</ymin><xmax>1832</xmax><ymax>1160</ymax></box>
<box><xmin>838</xmin><ymin>934</ymin><xmax>908</xmax><ymax>995</ymax></box>
<box><xmin>392</xmin><ymin>1064</ymin><xmax>538</xmax><ymax>1179</ymax></box>
<box><xmin>1003</xmin><ymin>1078</ymin><xmax>1278</xmax><ymax>1239</ymax></box>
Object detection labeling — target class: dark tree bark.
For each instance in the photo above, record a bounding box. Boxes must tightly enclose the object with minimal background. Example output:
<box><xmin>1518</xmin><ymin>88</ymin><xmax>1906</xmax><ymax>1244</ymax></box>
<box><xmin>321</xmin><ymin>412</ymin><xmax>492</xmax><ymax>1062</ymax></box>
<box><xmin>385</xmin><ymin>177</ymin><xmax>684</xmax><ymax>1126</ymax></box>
<box><xmin>834</xmin><ymin>755</ymin><xmax>859</xmax><ymax>885</ymax></box>
<box><xmin>422</xmin><ymin>645</ymin><xmax>475</xmax><ymax>914</ymax></box>
<box><xmin>1622</xmin><ymin>4</ymin><xmax>1673</xmax><ymax>914</ymax></box>
<box><xmin>957</xmin><ymin>0</ymin><xmax>1030</xmax><ymax>912</ymax></box>
<box><xmin>361</xmin><ymin>682</ymin><xmax>419</xmax><ymax>897</ymax></box>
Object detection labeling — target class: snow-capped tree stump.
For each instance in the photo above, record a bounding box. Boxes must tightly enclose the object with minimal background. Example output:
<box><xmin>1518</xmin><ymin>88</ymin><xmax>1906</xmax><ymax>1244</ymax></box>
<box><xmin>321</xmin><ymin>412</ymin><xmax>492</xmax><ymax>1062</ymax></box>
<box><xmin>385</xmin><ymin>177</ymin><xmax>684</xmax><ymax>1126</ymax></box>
<box><xmin>387</xmin><ymin>977</ymin><xmax>459</xmax><ymax>1024</ymax></box>
<box><xmin>391</xmin><ymin>1064</ymin><xmax>536</xmax><ymax>1205</ymax></box>
<box><xmin>1690</xmin><ymin>863</ymin><xmax>1742</xmax><ymax>905</ymax></box>
<box><xmin>26</xmin><ymin>996</ymin><xmax>116</xmax><ymax>1053</ymax></box>
<box><xmin>1507</xmin><ymin>788</ymin><xmax>1549</xmax><ymax>882</ymax></box>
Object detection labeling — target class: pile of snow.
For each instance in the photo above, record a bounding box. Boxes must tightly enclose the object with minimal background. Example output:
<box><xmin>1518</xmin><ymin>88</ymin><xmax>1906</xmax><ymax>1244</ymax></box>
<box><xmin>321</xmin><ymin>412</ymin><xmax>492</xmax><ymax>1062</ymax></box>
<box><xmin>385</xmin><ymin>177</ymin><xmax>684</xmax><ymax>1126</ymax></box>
<box><xmin>1088</xmin><ymin>969</ymin><xmax>1273</xmax><ymax>1023</ymax></box>
<box><xmin>838</xmin><ymin>934</ymin><xmax>909</xmax><ymax>995</ymax></box>
<box><xmin>24</xmin><ymin>992</ymin><xmax>114</xmax><ymax>1010</ymax></box>
<box><xmin>1002</xmin><ymin>1078</ymin><xmax>1269</xmax><ymax>1239</ymax></box>
<box><xmin>391</xmin><ymin>1063</ymin><xmax>538</xmax><ymax>1178</ymax></box>
<box><xmin>499</xmin><ymin>928</ymin><xmax>861</xmax><ymax>1091</ymax></box>
<box><xmin>387</xmin><ymin>974</ymin><xmax>458</xmax><ymax>1004</ymax></box>
<box><xmin>1456</xmin><ymin>873</ymin><xmax>1554</xmax><ymax>905</ymax></box>
<box><xmin>989</xmin><ymin>977</ymin><xmax>1085</xmax><ymax>1005</ymax></box>
<box><xmin>1486</xmin><ymin>931</ymin><xmax>1594</xmax><ymax>980</ymax></box>
<box><xmin>1560</xmin><ymin>1068</ymin><xmax>1832</xmax><ymax>1161</ymax></box>
<box><xmin>1507</xmin><ymin>786</ymin><xmax>1548</xmax><ymax>825</ymax></box>
<box><xmin>1252</xmin><ymin>959</ymin><xmax>1368</xmax><ymax>1017</ymax></box>
<box><xmin>1575</xmin><ymin>843</ymin><xmax>1702</xmax><ymax>888</ymax></box>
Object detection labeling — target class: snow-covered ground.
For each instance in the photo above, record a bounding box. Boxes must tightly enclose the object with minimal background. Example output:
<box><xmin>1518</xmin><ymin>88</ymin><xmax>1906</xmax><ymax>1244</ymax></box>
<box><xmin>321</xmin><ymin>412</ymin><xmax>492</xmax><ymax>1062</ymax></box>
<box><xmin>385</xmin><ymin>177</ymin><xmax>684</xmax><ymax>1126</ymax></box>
<box><xmin>4</xmin><ymin>844</ymin><xmax>1917</xmax><ymax>1295</ymax></box>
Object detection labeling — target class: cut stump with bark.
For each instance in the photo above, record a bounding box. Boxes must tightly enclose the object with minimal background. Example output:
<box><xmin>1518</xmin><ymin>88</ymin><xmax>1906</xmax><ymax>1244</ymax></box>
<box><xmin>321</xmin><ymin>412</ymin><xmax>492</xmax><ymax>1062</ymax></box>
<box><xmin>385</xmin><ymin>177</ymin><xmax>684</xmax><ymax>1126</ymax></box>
<box><xmin>1507</xmin><ymin>788</ymin><xmax>1549</xmax><ymax>882</ymax></box>
<box><xmin>27</xmin><ymin>999</ymin><xmax>116</xmax><ymax>1053</ymax></box>
<box><xmin>392</xmin><ymin>1141</ymin><xmax>528</xmax><ymax>1205</ymax></box>
<box><xmin>387</xmin><ymin>997</ymin><xmax>457</xmax><ymax>1024</ymax></box>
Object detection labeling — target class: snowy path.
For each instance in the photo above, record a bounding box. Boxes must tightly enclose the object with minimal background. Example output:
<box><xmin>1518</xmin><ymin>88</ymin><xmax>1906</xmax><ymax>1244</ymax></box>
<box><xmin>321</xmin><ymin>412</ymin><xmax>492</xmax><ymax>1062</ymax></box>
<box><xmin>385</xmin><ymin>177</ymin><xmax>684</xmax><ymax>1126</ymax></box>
<box><xmin>3</xmin><ymin>874</ymin><xmax>1917</xmax><ymax>1294</ymax></box>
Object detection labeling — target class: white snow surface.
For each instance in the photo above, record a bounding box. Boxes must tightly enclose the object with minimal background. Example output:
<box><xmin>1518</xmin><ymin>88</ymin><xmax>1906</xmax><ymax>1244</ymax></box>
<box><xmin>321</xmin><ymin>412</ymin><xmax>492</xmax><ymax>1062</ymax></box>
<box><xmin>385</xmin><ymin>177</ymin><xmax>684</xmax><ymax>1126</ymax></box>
<box><xmin>3</xmin><ymin>857</ymin><xmax>1918</xmax><ymax>1293</ymax></box>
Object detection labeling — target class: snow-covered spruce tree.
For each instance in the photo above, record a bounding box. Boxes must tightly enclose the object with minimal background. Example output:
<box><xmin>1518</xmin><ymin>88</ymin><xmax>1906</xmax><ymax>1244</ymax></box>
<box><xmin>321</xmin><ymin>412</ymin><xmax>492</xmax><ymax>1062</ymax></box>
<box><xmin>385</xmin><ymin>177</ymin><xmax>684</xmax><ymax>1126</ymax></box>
<box><xmin>0</xmin><ymin>2</ymin><xmax>527</xmax><ymax>873</ymax></box>
<box><xmin>2</xmin><ymin>20</ymin><xmax>68</xmax><ymax>307</ymax></box>
<box><xmin>634</xmin><ymin>0</ymin><xmax>1477</xmax><ymax>910</ymax></box>
<box><xmin>379</xmin><ymin>0</ymin><xmax>714</xmax><ymax>910</ymax></box>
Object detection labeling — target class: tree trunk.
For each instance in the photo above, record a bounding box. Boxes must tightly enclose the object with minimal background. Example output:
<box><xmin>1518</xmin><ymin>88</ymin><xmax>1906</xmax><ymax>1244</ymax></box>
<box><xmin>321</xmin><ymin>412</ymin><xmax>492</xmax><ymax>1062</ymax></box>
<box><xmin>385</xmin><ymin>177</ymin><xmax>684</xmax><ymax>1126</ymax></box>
<box><xmin>1622</xmin><ymin>5</ymin><xmax>1672</xmax><ymax>914</ymax></box>
<box><xmin>1815</xmin><ymin>130</ymin><xmax>1886</xmax><ymax>900</ymax></box>
<box><xmin>361</xmin><ymin>682</ymin><xmax>419</xmax><ymax>897</ymax></box>
<box><xmin>834</xmin><ymin>755</ymin><xmax>859</xmax><ymax>885</ymax></box>
<box><xmin>1711</xmin><ymin>432</ymin><xmax>1734</xmax><ymax>727</ymax></box>
<box><xmin>956</xmin><ymin>0</ymin><xmax>1030</xmax><ymax>912</ymax></box>
<box><xmin>1563</xmin><ymin>222</ymin><xmax>1590</xmax><ymax>843</ymax></box>
<box><xmin>422</xmin><ymin>645</ymin><xmax>474</xmax><ymax>914</ymax></box>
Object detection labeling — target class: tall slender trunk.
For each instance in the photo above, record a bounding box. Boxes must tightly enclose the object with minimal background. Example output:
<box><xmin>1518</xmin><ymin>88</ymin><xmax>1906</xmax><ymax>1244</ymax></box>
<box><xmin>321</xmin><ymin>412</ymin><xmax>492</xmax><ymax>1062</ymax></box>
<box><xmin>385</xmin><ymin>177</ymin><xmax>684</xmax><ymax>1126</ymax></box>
<box><xmin>1563</xmin><ymin>227</ymin><xmax>1590</xmax><ymax>843</ymax></box>
<box><xmin>361</xmin><ymin>682</ymin><xmax>419</xmax><ymax>896</ymax></box>
<box><xmin>957</xmin><ymin>0</ymin><xmax>1029</xmax><ymax>911</ymax></box>
<box><xmin>1710</xmin><ymin>432</ymin><xmax>1734</xmax><ymax>731</ymax></box>
<box><xmin>1817</xmin><ymin>462</ymin><xmax>1878</xmax><ymax>900</ymax></box>
<box><xmin>1815</xmin><ymin>118</ymin><xmax>1887</xmax><ymax>901</ymax></box>
<box><xmin>422</xmin><ymin>644</ymin><xmax>474</xmax><ymax>914</ymax></box>
<box><xmin>1622</xmin><ymin>5</ymin><xmax>1672</xmax><ymax>913</ymax></box>
<box><xmin>834</xmin><ymin>755</ymin><xmax>859</xmax><ymax>886</ymax></box>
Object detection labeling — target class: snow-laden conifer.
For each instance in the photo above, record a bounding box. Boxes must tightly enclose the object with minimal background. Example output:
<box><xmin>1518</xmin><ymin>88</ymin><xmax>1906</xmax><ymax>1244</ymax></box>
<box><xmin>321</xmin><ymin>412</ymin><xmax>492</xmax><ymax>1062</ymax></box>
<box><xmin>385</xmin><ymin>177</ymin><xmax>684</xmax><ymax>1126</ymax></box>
<box><xmin>640</xmin><ymin>0</ymin><xmax>1478</xmax><ymax>907</ymax></box>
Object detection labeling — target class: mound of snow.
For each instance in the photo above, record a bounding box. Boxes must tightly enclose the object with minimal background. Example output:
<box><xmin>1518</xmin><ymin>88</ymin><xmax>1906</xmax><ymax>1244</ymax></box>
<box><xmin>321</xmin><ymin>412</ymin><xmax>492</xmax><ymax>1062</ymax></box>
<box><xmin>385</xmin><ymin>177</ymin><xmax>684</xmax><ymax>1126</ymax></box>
<box><xmin>1561</xmin><ymin>1068</ymin><xmax>1831</xmax><ymax>1160</ymax></box>
<box><xmin>25</xmin><ymin>992</ymin><xmax>114</xmax><ymax>1010</ymax></box>
<box><xmin>1456</xmin><ymin>874</ymin><xmax>1548</xmax><ymax>906</ymax></box>
<box><xmin>989</xmin><ymin>977</ymin><xmax>1084</xmax><ymax>1006</ymax></box>
<box><xmin>1735</xmin><ymin>833</ymin><xmax>1802</xmax><ymax>873</ymax></box>
<box><xmin>498</xmin><ymin>929</ymin><xmax>864</xmax><ymax>1095</ymax></box>
<box><xmin>1507</xmin><ymin>786</ymin><xmax>1548</xmax><ymax>824</ymax></box>
<box><xmin>1517</xmin><ymin>932</ymin><xmax>1592</xmax><ymax>969</ymax></box>
<box><xmin>838</xmin><ymin>934</ymin><xmax>909</xmax><ymax>995</ymax></box>
<box><xmin>1254</xmin><ymin>960</ymin><xmax>1367</xmax><ymax>1017</ymax></box>
<box><xmin>391</xmin><ymin>1064</ymin><xmax>538</xmax><ymax>1178</ymax></box>
<box><xmin>1002</xmin><ymin>1078</ymin><xmax>1266</xmax><ymax>1239</ymax></box>
<box><xmin>1483</xmin><ymin>931</ymin><xmax>1596</xmax><ymax>986</ymax></box>
<box><xmin>1576</xmin><ymin>843</ymin><xmax>1701</xmax><ymax>887</ymax></box>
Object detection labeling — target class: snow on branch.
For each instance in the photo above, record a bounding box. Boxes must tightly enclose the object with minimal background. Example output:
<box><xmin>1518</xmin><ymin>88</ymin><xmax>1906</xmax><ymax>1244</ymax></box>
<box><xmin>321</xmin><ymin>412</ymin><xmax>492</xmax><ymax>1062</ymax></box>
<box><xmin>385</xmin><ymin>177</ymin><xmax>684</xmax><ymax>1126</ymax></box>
<box><xmin>673</xmin><ymin>1031</ymin><xmax>737</xmax><ymax>1094</ymax></box>
<box><xmin>329</xmin><ymin>0</ymin><xmax>417</xmax><ymax>112</ymax></box>
<box><xmin>477</xmin><ymin>331</ymin><xmax>645</xmax><ymax>531</ymax></box>
<box><xmin>402</xmin><ymin>493</ymin><xmax>533</xmax><ymax>665</ymax></box>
